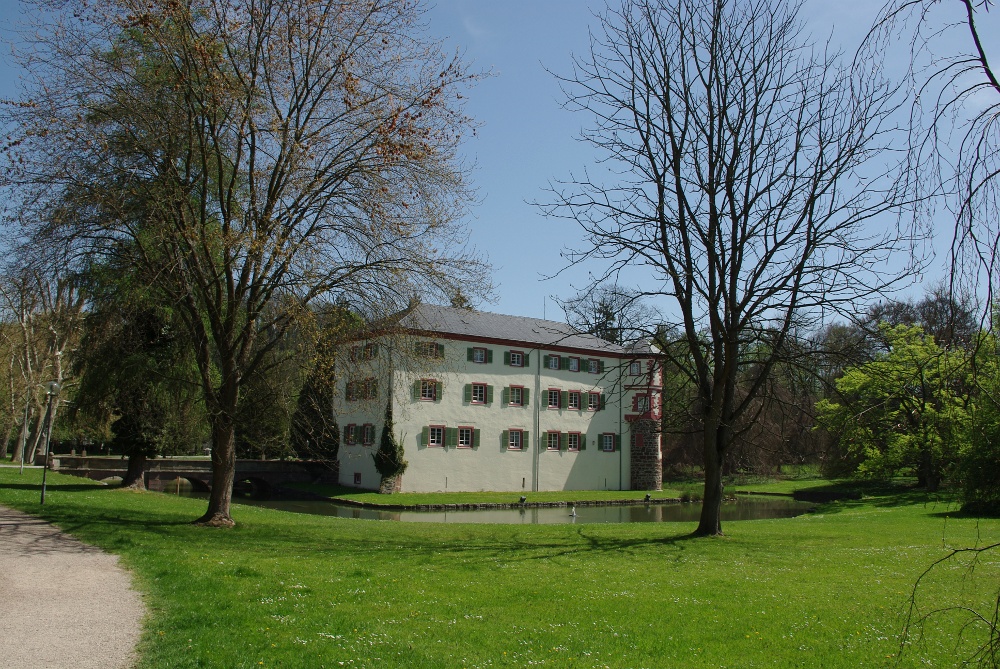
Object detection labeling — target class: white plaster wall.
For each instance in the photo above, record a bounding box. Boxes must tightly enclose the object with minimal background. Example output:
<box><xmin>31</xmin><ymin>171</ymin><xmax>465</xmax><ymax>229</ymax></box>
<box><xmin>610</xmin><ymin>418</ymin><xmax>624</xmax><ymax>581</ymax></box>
<box><xmin>334</xmin><ymin>335</ymin><xmax>659</xmax><ymax>493</ymax></box>
<box><xmin>391</xmin><ymin>338</ymin><xmax>630</xmax><ymax>493</ymax></box>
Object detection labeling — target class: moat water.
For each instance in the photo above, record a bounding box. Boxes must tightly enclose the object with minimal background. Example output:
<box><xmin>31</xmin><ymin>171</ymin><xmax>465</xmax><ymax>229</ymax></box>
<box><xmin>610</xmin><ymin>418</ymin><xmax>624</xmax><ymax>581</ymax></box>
<box><xmin>196</xmin><ymin>494</ymin><xmax>814</xmax><ymax>524</ymax></box>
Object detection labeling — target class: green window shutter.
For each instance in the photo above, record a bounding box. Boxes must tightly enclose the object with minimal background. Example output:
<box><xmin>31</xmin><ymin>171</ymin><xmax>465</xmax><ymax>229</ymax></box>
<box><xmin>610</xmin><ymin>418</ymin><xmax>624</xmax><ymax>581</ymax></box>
<box><xmin>352</xmin><ymin>426</ymin><xmax>361</xmax><ymax>443</ymax></box>
<box><xmin>599</xmin><ymin>394</ymin><xmax>606</xmax><ymax>411</ymax></box>
<box><xmin>435</xmin><ymin>381</ymin><xmax>443</xmax><ymax>402</ymax></box>
<box><xmin>412</xmin><ymin>380</ymin><xmax>421</xmax><ymax>400</ymax></box>
<box><xmin>561</xmin><ymin>357</ymin><xmax>569</xmax><ymax>370</ymax></box>
<box><xmin>446</xmin><ymin>427</ymin><xmax>458</xmax><ymax>448</ymax></box>
<box><xmin>561</xmin><ymin>391</ymin><xmax>569</xmax><ymax>408</ymax></box>
<box><xmin>473</xmin><ymin>429</ymin><xmax>481</xmax><ymax>448</ymax></box>
<box><xmin>344</xmin><ymin>425</ymin><xmax>351</xmax><ymax>441</ymax></box>
<box><xmin>560</xmin><ymin>433</ymin><xmax>568</xmax><ymax>451</ymax></box>
<box><xmin>487</xmin><ymin>349</ymin><xmax>494</xmax><ymax>363</ymax></box>
<box><xmin>486</xmin><ymin>385</ymin><xmax>494</xmax><ymax>404</ymax></box>
<box><xmin>580</xmin><ymin>436</ymin><xmax>587</xmax><ymax>451</ymax></box>
<box><xmin>614</xmin><ymin>434</ymin><xmax>620</xmax><ymax>452</ymax></box>
<box><xmin>524</xmin><ymin>353</ymin><xmax>530</xmax><ymax>367</ymax></box>
<box><xmin>502</xmin><ymin>387</ymin><xmax>509</xmax><ymax>404</ymax></box>
<box><xmin>523</xmin><ymin>388</ymin><xmax>529</xmax><ymax>405</ymax></box>
<box><xmin>599</xmin><ymin>360</ymin><xmax>605</xmax><ymax>373</ymax></box>
<box><xmin>437</xmin><ymin>343</ymin><xmax>445</xmax><ymax>357</ymax></box>
<box><xmin>543</xmin><ymin>355</ymin><xmax>550</xmax><ymax>368</ymax></box>
<box><xmin>422</xmin><ymin>426</ymin><xmax>429</xmax><ymax>446</ymax></box>
<box><xmin>523</xmin><ymin>430</ymin><xmax>529</xmax><ymax>448</ymax></box>
<box><xmin>467</xmin><ymin>347</ymin><xmax>474</xmax><ymax>362</ymax></box>
<box><xmin>501</xmin><ymin>430</ymin><xmax>509</xmax><ymax>450</ymax></box>
<box><xmin>464</xmin><ymin>384</ymin><xmax>472</xmax><ymax>403</ymax></box>
<box><xmin>504</xmin><ymin>351</ymin><xmax>511</xmax><ymax>365</ymax></box>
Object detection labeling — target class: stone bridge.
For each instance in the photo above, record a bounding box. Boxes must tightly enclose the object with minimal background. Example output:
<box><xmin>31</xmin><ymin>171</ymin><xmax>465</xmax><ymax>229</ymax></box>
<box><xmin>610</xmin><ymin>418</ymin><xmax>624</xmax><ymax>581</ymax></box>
<box><xmin>50</xmin><ymin>456</ymin><xmax>338</xmax><ymax>498</ymax></box>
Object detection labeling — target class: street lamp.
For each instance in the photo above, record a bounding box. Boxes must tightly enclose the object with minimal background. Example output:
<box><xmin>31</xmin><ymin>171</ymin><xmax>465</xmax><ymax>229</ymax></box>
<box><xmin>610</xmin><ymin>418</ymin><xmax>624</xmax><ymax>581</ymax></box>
<box><xmin>39</xmin><ymin>381</ymin><xmax>60</xmax><ymax>505</ymax></box>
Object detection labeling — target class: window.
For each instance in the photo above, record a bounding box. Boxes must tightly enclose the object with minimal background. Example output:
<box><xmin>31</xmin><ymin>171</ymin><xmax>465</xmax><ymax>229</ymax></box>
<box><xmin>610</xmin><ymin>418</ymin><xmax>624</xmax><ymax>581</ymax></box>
<box><xmin>468</xmin><ymin>347</ymin><xmax>492</xmax><ymax>364</ymax></box>
<box><xmin>588</xmin><ymin>358</ymin><xmax>602</xmax><ymax>374</ymax></box>
<box><xmin>346</xmin><ymin>378</ymin><xmax>377</xmax><ymax>401</ymax></box>
<box><xmin>345</xmin><ymin>424</ymin><xmax>357</xmax><ymax>445</ymax></box>
<box><xmin>601</xmin><ymin>433</ymin><xmax>616</xmax><ymax>452</ymax></box>
<box><xmin>507</xmin><ymin>429</ymin><xmax>523</xmax><ymax>451</ymax></box>
<box><xmin>362</xmin><ymin>424</ymin><xmax>375</xmax><ymax>446</ymax></box>
<box><xmin>547</xmin><ymin>431</ymin><xmax>561</xmax><ymax>450</ymax></box>
<box><xmin>634</xmin><ymin>394</ymin><xmax>650</xmax><ymax>414</ymax></box>
<box><xmin>567</xmin><ymin>433</ymin><xmax>581</xmax><ymax>451</ymax></box>
<box><xmin>568</xmin><ymin>357</ymin><xmax>580</xmax><ymax>372</ymax></box>
<box><xmin>353</xmin><ymin>472</ymin><xmax>362</xmax><ymax>485</ymax></box>
<box><xmin>416</xmin><ymin>341</ymin><xmax>443</xmax><ymax>358</ymax></box>
<box><xmin>631</xmin><ymin>433</ymin><xmax>645</xmax><ymax>449</ymax></box>
<box><xmin>458</xmin><ymin>427</ymin><xmax>473</xmax><ymax>448</ymax></box>
<box><xmin>588</xmin><ymin>392</ymin><xmax>602</xmax><ymax>411</ymax></box>
<box><xmin>506</xmin><ymin>350</ymin><xmax>526</xmax><ymax>367</ymax></box>
<box><xmin>547</xmin><ymin>354</ymin><xmax>561</xmax><ymax>370</ymax></box>
<box><xmin>507</xmin><ymin>386</ymin><xmax>524</xmax><ymax>406</ymax></box>
<box><xmin>471</xmin><ymin>383</ymin><xmax>486</xmax><ymax>404</ymax></box>
<box><xmin>427</xmin><ymin>426</ymin><xmax>444</xmax><ymax>447</ymax></box>
<box><xmin>630</xmin><ymin>360</ymin><xmax>642</xmax><ymax>375</ymax></box>
<box><xmin>568</xmin><ymin>391</ymin><xmax>582</xmax><ymax>410</ymax></box>
<box><xmin>547</xmin><ymin>389</ymin><xmax>561</xmax><ymax>409</ymax></box>
<box><xmin>418</xmin><ymin>379</ymin><xmax>440</xmax><ymax>401</ymax></box>
<box><xmin>350</xmin><ymin>343</ymin><xmax>378</xmax><ymax>361</ymax></box>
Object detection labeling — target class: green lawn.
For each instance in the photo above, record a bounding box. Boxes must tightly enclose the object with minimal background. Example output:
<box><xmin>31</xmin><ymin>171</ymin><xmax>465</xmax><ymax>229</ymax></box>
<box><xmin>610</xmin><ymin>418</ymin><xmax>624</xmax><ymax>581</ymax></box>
<box><xmin>1</xmin><ymin>468</ymin><xmax>997</xmax><ymax>668</ymax></box>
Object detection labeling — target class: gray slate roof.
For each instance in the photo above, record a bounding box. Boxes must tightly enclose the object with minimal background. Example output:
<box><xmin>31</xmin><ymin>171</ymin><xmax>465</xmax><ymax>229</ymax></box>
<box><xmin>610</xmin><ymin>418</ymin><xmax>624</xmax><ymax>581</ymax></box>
<box><xmin>397</xmin><ymin>303</ymin><xmax>630</xmax><ymax>355</ymax></box>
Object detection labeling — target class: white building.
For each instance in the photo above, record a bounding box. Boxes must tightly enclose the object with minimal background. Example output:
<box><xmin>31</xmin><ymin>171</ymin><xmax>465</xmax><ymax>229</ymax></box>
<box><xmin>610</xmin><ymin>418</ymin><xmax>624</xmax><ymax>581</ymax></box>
<box><xmin>334</xmin><ymin>304</ymin><xmax>662</xmax><ymax>493</ymax></box>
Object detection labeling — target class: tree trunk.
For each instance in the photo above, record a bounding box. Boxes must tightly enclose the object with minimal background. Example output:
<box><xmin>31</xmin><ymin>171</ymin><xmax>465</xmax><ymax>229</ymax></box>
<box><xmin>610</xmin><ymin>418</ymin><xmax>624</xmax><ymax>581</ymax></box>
<box><xmin>10</xmin><ymin>410</ymin><xmax>30</xmax><ymax>465</ymax></box>
<box><xmin>121</xmin><ymin>453</ymin><xmax>147</xmax><ymax>490</ymax></box>
<box><xmin>195</xmin><ymin>408</ymin><xmax>237</xmax><ymax>527</ymax></box>
<box><xmin>695</xmin><ymin>419</ymin><xmax>727</xmax><ymax>536</ymax></box>
<box><xmin>24</xmin><ymin>412</ymin><xmax>44</xmax><ymax>463</ymax></box>
<box><xmin>0</xmin><ymin>420</ymin><xmax>13</xmax><ymax>460</ymax></box>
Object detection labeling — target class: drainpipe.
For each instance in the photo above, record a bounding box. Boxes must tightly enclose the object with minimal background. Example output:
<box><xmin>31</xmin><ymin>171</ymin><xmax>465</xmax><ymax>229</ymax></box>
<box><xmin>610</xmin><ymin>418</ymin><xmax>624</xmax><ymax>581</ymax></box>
<box><xmin>619</xmin><ymin>360</ymin><xmax>624</xmax><ymax>491</ymax></box>
<box><xmin>533</xmin><ymin>346</ymin><xmax>541</xmax><ymax>492</ymax></box>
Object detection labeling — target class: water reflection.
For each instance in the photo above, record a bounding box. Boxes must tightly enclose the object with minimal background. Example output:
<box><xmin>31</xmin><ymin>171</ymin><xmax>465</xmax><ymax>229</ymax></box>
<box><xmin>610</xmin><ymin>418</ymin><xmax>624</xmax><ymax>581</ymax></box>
<box><xmin>213</xmin><ymin>495</ymin><xmax>812</xmax><ymax>524</ymax></box>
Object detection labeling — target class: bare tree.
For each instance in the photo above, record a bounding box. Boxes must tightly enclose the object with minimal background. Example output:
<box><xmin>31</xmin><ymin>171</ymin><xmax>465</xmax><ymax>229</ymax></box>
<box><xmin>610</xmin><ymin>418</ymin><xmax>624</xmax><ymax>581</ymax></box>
<box><xmin>866</xmin><ymin>0</ymin><xmax>1000</xmax><ymax>305</ymax></box>
<box><xmin>557</xmin><ymin>285</ymin><xmax>661</xmax><ymax>346</ymax></box>
<box><xmin>2</xmin><ymin>0</ymin><xmax>488</xmax><ymax>526</ymax></box>
<box><xmin>544</xmin><ymin>0</ymin><xmax>919</xmax><ymax>535</ymax></box>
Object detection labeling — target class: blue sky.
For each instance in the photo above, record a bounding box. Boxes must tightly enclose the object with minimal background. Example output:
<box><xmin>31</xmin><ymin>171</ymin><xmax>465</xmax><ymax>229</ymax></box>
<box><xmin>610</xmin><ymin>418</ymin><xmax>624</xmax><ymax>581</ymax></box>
<box><xmin>0</xmin><ymin>1</ymin><xmax>977</xmax><ymax>321</ymax></box>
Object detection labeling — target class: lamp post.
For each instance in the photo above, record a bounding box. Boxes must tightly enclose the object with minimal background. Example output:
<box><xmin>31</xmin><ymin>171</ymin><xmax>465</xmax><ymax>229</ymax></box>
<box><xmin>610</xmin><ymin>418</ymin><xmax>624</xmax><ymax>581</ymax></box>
<box><xmin>39</xmin><ymin>381</ymin><xmax>60</xmax><ymax>505</ymax></box>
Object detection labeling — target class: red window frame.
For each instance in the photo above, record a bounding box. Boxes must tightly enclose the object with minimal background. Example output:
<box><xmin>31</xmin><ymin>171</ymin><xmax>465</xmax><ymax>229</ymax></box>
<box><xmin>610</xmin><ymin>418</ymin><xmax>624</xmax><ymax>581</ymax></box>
<box><xmin>428</xmin><ymin>425</ymin><xmax>445</xmax><ymax>448</ymax></box>
<box><xmin>508</xmin><ymin>429</ymin><xmax>524</xmax><ymax>450</ymax></box>
<box><xmin>420</xmin><ymin>379</ymin><xmax>438</xmax><ymax>401</ymax></box>
<box><xmin>353</xmin><ymin>472</ymin><xmax>362</xmax><ymax>485</ymax></box>
<box><xmin>457</xmin><ymin>426</ymin><xmax>474</xmax><ymax>449</ymax></box>
<box><xmin>546</xmin><ymin>431</ymin><xmax>561</xmax><ymax>450</ymax></box>
<box><xmin>362</xmin><ymin>423</ymin><xmax>375</xmax><ymax>446</ymax></box>
<box><xmin>345</xmin><ymin>423</ymin><xmax>357</xmax><ymax>446</ymax></box>
<box><xmin>632</xmin><ymin>393</ymin><xmax>650</xmax><ymax>413</ymax></box>
<box><xmin>472</xmin><ymin>347</ymin><xmax>488</xmax><ymax>364</ymax></box>
<box><xmin>588</xmin><ymin>358</ymin><xmax>601</xmax><ymax>374</ymax></box>
<box><xmin>587</xmin><ymin>392</ymin><xmax>601</xmax><ymax>411</ymax></box>
<box><xmin>508</xmin><ymin>385</ymin><xmax>524</xmax><ymax>407</ymax></box>
<box><xmin>568</xmin><ymin>356</ymin><xmax>581</xmax><ymax>372</ymax></box>
<box><xmin>567</xmin><ymin>432</ymin><xmax>581</xmax><ymax>451</ymax></box>
<box><xmin>547</xmin><ymin>354</ymin><xmax>561</xmax><ymax>370</ymax></box>
<box><xmin>509</xmin><ymin>350</ymin><xmax>525</xmax><ymax>367</ymax></box>
<box><xmin>547</xmin><ymin>388</ymin><xmax>561</xmax><ymax>409</ymax></box>
<box><xmin>568</xmin><ymin>391</ymin><xmax>582</xmax><ymax>411</ymax></box>
<box><xmin>471</xmin><ymin>382</ymin><xmax>487</xmax><ymax>405</ymax></box>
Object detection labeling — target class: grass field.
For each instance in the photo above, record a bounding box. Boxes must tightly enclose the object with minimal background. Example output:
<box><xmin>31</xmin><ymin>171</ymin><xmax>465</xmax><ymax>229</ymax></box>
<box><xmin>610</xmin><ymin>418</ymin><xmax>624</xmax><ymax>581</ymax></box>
<box><xmin>1</xmin><ymin>468</ymin><xmax>997</xmax><ymax>668</ymax></box>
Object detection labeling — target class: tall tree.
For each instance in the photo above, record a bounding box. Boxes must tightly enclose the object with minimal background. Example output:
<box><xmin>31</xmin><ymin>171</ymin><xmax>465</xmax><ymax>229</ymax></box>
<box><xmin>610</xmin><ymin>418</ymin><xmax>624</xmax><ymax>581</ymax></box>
<box><xmin>545</xmin><ymin>0</ymin><xmax>918</xmax><ymax>535</ymax></box>
<box><xmin>3</xmin><ymin>0</ymin><xmax>488</xmax><ymax>525</ymax></box>
<box><xmin>558</xmin><ymin>285</ymin><xmax>661</xmax><ymax>346</ymax></box>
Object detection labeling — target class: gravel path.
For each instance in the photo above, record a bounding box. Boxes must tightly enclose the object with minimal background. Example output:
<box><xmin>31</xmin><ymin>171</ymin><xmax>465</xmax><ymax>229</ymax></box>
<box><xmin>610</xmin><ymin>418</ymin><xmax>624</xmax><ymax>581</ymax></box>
<box><xmin>0</xmin><ymin>505</ymin><xmax>145</xmax><ymax>669</ymax></box>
